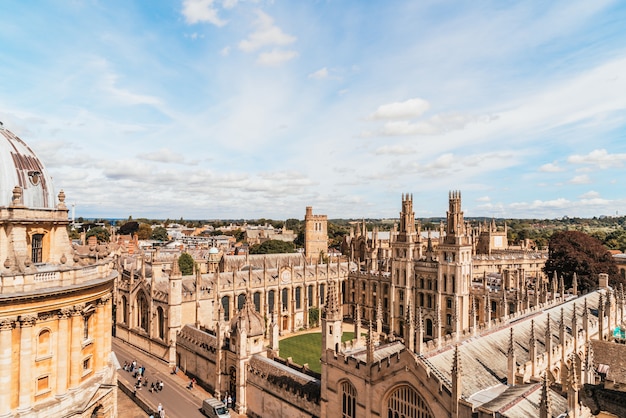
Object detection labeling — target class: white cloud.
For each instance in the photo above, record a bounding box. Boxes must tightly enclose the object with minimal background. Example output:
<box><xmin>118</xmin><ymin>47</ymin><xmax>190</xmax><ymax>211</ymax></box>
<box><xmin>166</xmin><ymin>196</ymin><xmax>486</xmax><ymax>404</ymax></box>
<box><xmin>256</xmin><ymin>49</ymin><xmax>298</xmax><ymax>66</ymax></box>
<box><xmin>222</xmin><ymin>0</ymin><xmax>237</xmax><ymax>9</ymax></box>
<box><xmin>238</xmin><ymin>11</ymin><xmax>296</xmax><ymax>52</ymax></box>
<box><xmin>100</xmin><ymin>72</ymin><xmax>161</xmax><ymax>106</ymax></box>
<box><xmin>567</xmin><ymin>149</ymin><xmax>626</xmax><ymax>169</ymax></box>
<box><xmin>221</xmin><ymin>46</ymin><xmax>231</xmax><ymax>56</ymax></box>
<box><xmin>139</xmin><ymin>148</ymin><xmax>186</xmax><ymax>164</ymax></box>
<box><xmin>308</xmin><ymin>67</ymin><xmax>329</xmax><ymax>80</ymax></box>
<box><xmin>538</xmin><ymin>162</ymin><xmax>564</xmax><ymax>172</ymax></box>
<box><xmin>569</xmin><ymin>174</ymin><xmax>591</xmax><ymax>184</ymax></box>
<box><xmin>370</xmin><ymin>98</ymin><xmax>430</xmax><ymax>120</ymax></box>
<box><xmin>374</xmin><ymin>145</ymin><xmax>415</xmax><ymax>155</ymax></box>
<box><xmin>181</xmin><ymin>0</ymin><xmax>227</xmax><ymax>27</ymax></box>
<box><xmin>579</xmin><ymin>190</ymin><xmax>600</xmax><ymax>199</ymax></box>
<box><xmin>476</xmin><ymin>196</ymin><xmax>491</xmax><ymax>202</ymax></box>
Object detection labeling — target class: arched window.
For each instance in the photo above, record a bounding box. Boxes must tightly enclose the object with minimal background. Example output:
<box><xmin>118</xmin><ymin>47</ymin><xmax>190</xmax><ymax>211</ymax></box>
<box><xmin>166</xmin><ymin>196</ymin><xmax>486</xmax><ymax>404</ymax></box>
<box><xmin>386</xmin><ymin>384</ymin><xmax>433</xmax><ymax>418</ymax></box>
<box><xmin>281</xmin><ymin>288</ymin><xmax>289</xmax><ymax>311</ymax></box>
<box><xmin>237</xmin><ymin>293</ymin><xmax>246</xmax><ymax>311</ymax></box>
<box><xmin>308</xmin><ymin>285</ymin><xmax>314</xmax><ymax>307</ymax></box>
<box><xmin>83</xmin><ymin>315</ymin><xmax>91</xmax><ymax>340</ymax></box>
<box><xmin>121</xmin><ymin>296</ymin><xmax>128</xmax><ymax>324</ymax></box>
<box><xmin>253</xmin><ymin>292</ymin><xmax>261</xmax><ymax>312</ymax></box>
<box><xmin>341</xmin><ymin>380</ymin><xmax>357</xmax><ymax>418</ymax></box>
<box><xmin>222</xmin><ymin>296</ymin><xmax>230</xmax><ymax>321</ymax></box>
<box><xmin>32</xmin><ymin>233</ymin><xmax>44</xmax><ymax>263</ymax></box>
<box><xmin>157</xmin><ymin>306</ymin><xmax>165</xmax><ymax>340</ymax></box>
<box><xmin>295</xmin><ymin>287</ymin><xmax>302</xmax><ymax>309</ymax></box>
<box><xmin>137</xmin><ymin>292</ymin><xmax>149</xmax><ymax>332</ymax></box>
<box><xmin>426</xmin><ymin>319</ymin><xmax>433</xmax><ymax>336</ymax></box>
<box><xmin>268</xmin><ymin>290</ymin><xmax>275</xmax><ymax>313</ymax></box>
<box><xmin>319</xmin><ymin>284</ymin><xmax>325</xmax><ymax>305</ymax></box>
<box><xmin>37</xmin><ymin>329</ymin><xmax>51</xmax><ymax>358</ymax></box>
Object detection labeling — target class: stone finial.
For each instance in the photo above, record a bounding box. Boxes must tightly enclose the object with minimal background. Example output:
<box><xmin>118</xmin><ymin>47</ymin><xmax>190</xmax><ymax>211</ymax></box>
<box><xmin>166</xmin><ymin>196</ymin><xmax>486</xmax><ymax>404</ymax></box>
<box><xmin>57</xmin><ymin>189</ymin><xmax>67</xmax><ymax>210</ymax></box>
<box><xmin>539</xmin><ymin>374</ymin><xmax>552</xmax><ymax>418</ymax></box>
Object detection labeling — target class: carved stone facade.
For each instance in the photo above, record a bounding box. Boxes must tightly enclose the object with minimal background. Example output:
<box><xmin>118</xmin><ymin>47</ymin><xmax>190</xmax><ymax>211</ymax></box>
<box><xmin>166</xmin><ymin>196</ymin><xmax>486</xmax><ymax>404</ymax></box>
<box><xmin>0</xmin><ymin>124</ymin><xmax>118</xmax><ymax>417</ymax></box>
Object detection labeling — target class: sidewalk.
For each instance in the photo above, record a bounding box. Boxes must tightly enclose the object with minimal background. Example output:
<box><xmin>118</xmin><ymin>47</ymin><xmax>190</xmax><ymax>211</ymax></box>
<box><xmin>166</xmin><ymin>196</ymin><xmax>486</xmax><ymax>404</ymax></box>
<box><xmin>113</xmin><ymin>338</ymin><xmax>243</xmax><ymax>418</ymax></box>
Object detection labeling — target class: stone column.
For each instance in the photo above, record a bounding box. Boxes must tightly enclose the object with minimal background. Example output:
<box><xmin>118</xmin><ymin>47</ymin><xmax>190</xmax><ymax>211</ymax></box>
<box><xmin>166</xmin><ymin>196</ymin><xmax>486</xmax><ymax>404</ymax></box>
<box><xmin>56</xmin><ymin>309</ymin><xmax>71</xmax><ymax>397</ymax></box>
<box><xmin>103</xmin><ymin>295</ymin><xmax>112</xmax><ymax>369</ymax></box>
<box><xmin>95</xmin><ymin>300</ymin><xmax>105</xmax><ymax>373</ymax></box>
<box><xmin>0</xmin><ymin>319</ymin><xmax>15</xmax><ymax>417</ymax></box>
<box><xmin>18</xmin><ymin>316</ymin><xmax>36</xmax><ymax>412</ymax></box>
<box><xmin>69</xmin><ymin>307</ymin><xmax>84</xmax><ymax>389</ymax></box>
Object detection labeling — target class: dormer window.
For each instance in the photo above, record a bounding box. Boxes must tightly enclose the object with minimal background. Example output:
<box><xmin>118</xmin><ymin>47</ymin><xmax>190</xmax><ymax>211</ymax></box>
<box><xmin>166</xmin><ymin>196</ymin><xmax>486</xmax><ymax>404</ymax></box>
<box><xmin>32</xmin><ymin>234</ymin><xmax>43</xmax><ymax>263</ymax></box>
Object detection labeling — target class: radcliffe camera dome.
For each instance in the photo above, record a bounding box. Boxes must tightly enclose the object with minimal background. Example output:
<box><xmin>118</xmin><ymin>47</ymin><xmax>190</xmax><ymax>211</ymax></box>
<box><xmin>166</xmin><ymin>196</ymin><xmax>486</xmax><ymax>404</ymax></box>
<box><xmin>0</xmin><ymin>122</ymin><xmax>56</xmax><ymax>208</ymax></box>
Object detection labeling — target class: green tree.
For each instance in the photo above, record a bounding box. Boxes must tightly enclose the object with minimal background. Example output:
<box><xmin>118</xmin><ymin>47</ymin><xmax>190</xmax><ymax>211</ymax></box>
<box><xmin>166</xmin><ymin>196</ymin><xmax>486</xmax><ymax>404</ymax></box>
<box><xmin>118</xmin><ymin>221</ymin><xmax>139</xmax><ymax>236</ymax></box>
<box><xmin>249</xmin><ymin>240</ymin><xmax>295</xmax><ymax>254</ymax></box>
<box><xmin>308</xmin><ymin>306</ymin><xmax>319</xmax><ymax>327</ymax></box>
<box><xmin>178</xmin><ymin>253</ymin><xmax>195</xmax><ymax>275</ymax></box>
<box><xmin>151</xmin><ymin>226</ymin><xmax>169</xmax><ymax>241</ymax></box>
<box><xmin>544</xmin><ymin>230</ymin><xmax>622</xmax><ymax>292</ymax></box>
<box><xmin>85</xmin><ymin>226</ymin><xmax>110</xmax><ymax>244</ymax></box>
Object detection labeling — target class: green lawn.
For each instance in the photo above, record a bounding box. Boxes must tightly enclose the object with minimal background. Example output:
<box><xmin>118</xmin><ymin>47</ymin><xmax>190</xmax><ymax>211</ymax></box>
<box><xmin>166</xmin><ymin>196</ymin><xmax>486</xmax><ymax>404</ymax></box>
<box><xmin>279</xmin><ymin>332</ymin><xmax>355</xmax><ymax>374</ymax></box>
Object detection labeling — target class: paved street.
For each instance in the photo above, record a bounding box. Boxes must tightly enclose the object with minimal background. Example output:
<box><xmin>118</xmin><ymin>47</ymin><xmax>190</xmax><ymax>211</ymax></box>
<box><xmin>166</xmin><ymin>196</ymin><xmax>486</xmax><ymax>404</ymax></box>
<box><xmin>113</xmin><ymin>338</ymin><xmax>243</xmax><ymax>418</ymax></box>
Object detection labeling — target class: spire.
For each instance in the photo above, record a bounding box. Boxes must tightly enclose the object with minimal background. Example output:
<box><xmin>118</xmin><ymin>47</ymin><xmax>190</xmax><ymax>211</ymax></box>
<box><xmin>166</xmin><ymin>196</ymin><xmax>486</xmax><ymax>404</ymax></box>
<box><xmin>539</xmin><ymin>374</ymin><xmax>552</xmax><ymax>418</ymax></box>
<box><xmin>584</xmin><ymin>342</ymin><xmax>595</xmax><ymax>384</ymax></box>
<box><xmin>529</xmin><ymin>319</ymin><xmax>537</xmax><ymax>377</ymax></box>
<box><xmin>507</xmin><ymin>327</ymin><xmax>516</xmax><ymax>386</ymax></box>
<box><xmin>552</xmin><ymin>272</ymin><xmax>558</xmax><ymax>301</ymax></box>
<box><xmin>366</xmin><ymin>320</ymin><xmax>375</xmax><ymax>364</ymax></box>
<box><xmin>451</xmin><ymin>344</ymin><xmax>462</xmax><ymax>417</ymax></box>
<box><xmin>172</xmin><ymin>256</ymin><xmax>181</xmax><ymax>276</ymax></box>
<box><xmin>376</xmin><ymin>296</ymin><xmax>383</xmax><ymax>335</ymax></box>
<box><xmin>572</xmin><ymin>272</ymin><xmax>578</xmax><ymax>296</ymax></box>
<box><xmin>559</xmin><ymin>274</ymin><xmax>565</xmax><ymax>300</ymax></box>
<box><xmin>354</xmin><ymin>304</ymin><xmax>362</xmax><ymax>346</ymax></box>
<box><xmin>416</xmin><ymin>307</ymin><xmax>424</xmax><ymax>354</ymax></box>
<box><xmin>324</xmin><ymin>279</ymin><xmax>341</xmax><ymax>321</ymax></box>
<box><xmin>545</xmin><ymin>313</ymin><xmax>552</xmax><ymax>365</ymax></box>
<box><xmin>572</xmin><ymin>302</ymin><xmax>578</xmax><ymax>352</ymax></box>
<box><xmin>567</xmin><ymin>354</ymin><xmax>580</xmax><ymax>417</ymax></box>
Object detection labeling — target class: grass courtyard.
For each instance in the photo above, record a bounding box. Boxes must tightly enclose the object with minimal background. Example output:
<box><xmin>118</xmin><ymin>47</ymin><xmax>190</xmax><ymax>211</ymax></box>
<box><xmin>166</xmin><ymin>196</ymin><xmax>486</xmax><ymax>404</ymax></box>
<box><xmin>279</xmin><ymin>331</ymin><xmax>354</xmax><ymax>374</ymax></box>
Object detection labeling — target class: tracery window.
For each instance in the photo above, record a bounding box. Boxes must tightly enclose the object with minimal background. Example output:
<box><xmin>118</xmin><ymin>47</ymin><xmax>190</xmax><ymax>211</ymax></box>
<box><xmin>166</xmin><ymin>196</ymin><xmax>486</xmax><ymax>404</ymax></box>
<box><xmin>341</xmin><ymin>380</ymin><xmax>357</xmax><ymax>418</ymax></box>
<box><xmin>157</xmin><ymin>306</ymin><xmax>165</xmax><ymax>340</ymax></box>
<box><xmin>253</xmin><ymin>292</ymin><xmax>261</xmax><ymax>312</ymax></box>
<box><xmin>222</xmin><ymin>296</ymin><xmax>230</xmax><ymax>321</ymax></box>
<box><xmin>121</xmin><ymin>296</ymin><xmax>128</xmax><ymax>324</ymax></box>
<box><xmin>237</xmin><ymin>293</ymin><xmax>246</xmax><ymax>311</ymax></box>
<box><xmin>137</xmin><ymin>292</ymin><xmax>149</xmax><ymax>332</ymax></box>
<box><xmin>386</xmin><ymin>385</ymin><xmax>433</xmax><ymax>418</ymax></box>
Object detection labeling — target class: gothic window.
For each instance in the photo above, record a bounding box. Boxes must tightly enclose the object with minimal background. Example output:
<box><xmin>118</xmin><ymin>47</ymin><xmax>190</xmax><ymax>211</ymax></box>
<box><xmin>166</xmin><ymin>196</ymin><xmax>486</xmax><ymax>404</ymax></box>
<box><xmin>341</xmin><ymin>381</ymin><xmax>357</xmax><ymax>418</ymax></box>
<box><xmin>491</xmin><ymin>301</ymin><xmax>497</xmax><ymax>313</ymax></box>
<box><xmin>308</xmin><ymin>285</ymin><xmax>314</xmax><ymax>307</ymax></box>
<box><xmin>420</xmin><ymin>278</ymin><xmax>424</xmax><ymax>289</ymax></box>
<box><xmin>295</xmin><ymin>287</ymin><xmax>302</xmax><ymax>309</ymax></box>
<box><xmin>268</xmin><ymin>290</ymin><xmax>275</xmax><ymax>313</ymax></box>
<box><xmin>32</xmin><ymin>233</ymin><xmax>44</xmax><ymax>263</ymax></box>
<box><xmin>237</xmin><ymin>293</ymin><xmax>246</xmax><ymax>311</ymax></box>
<box><xmin>446</xmin><ymin>314</ymin><xmax>452</xmax><ymax>326</ymax></box>
<box><xmin>37</xmin><ymin>329</ymin><xmax>51</xmax><ymax>358</ymax></box>
<box><xmin>253</xmin><ymin>292</ymin><xmax>261</xmax><ymax>312</ymax></box>
<box><xmin>446</xmin><ymin>298</ymin><xmax>452</xmax><ymax>309</ymax></box>
<box><xmin>121</xmin><ymin>296</ymin><xmax>128</xmax><ymax>324</ymax></box>
<box><xmin>428</xmin><ymin>280</ymin><xmax>432</xmax><ymax>290</ymax></box>
<box><xmin>281</xmin><ymin>288</ymin><xmax>289</xmax><ymax>311</ymax></box>
<box><xmin>222</xmin><ymin>296</ymin><xmax>230</xmax><ymax>321</ymax></box>
<box><xmin>426</xmin><ymin>319</ymin><xmax>433</xmax><ymax>336</ymax></box>
<box><xmin>386</xmin><ymin>385</ymin><xmax>433</xmax><ymax>418</ymax></box>
<box><xmin>341</xmin><ymin>282</ymin><xmax>346</xmax><ymax>304</ymax></box>
<box><xmin>157</xmin><ymin>306</ymin><xmax>165</xmax><ymax>340</ymax></box>
<box><xmin>419</xmin><ymin>293</ymin><xmax>424</xmax><ymax>307</ymax></box>
<box><xmin>427</xmin><ymin>295</ymin><xmax>432</xmax><ymax>309</ymax></box>
<box><xmin>443</xmin><ymin>274</ymin><xmax>447</xmax><ymax>292</ymax></box>
<box><xmin>399</xmin><ymin>305</ymin><xmax>404</xmax><ymax>317</ymax></box>
<box><xmin>452</xmin><ymin>275</ymin><xmax>456</xmax><ymax>293</ymax></box>
<box><xmin>319</xmin><ymin>284</ymin><xmax>325</xmax><ymax>305</ymax></box>
<box><xmin>399</xmin><ymin>290</ymin><xmax>404</xmax><ymax>301</ymax></box>
<box><xmin>137</xmin><ymin>292</ymin><xmax>149</xmax><ymax>332</ymax></box>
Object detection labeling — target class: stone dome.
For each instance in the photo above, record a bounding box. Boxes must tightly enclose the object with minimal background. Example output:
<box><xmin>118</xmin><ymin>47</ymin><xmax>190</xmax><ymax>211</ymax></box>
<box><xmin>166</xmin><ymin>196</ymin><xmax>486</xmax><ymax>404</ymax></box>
<box><xmin>209</xmin><ymin>247</ymin><xmax>219</xmax><ymax>254</ymax></box>
<box><xmin>230</xmin><ymin>292</ymin><xmax>265</xmax><ymax>337</ymax></box>
<box><xmin>0</xmin><ymin>123</ymin><xmax>56</xmax><ymax>208</ymax></box>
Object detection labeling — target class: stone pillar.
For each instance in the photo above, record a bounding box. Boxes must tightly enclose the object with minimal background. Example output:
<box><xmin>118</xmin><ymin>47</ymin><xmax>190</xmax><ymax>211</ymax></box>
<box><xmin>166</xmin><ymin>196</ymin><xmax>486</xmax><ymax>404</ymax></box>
<box><xmin>18</xmin><ymin>316</ymin><xmax>36</xmax><ymax>412</ymax></box>
<box><xmin>0</xmin><ymin>319</ymin><xmax>14</xmax><ymax>416</ymax></box>
<box><xmin>95</xmin><ymin>300</ymin><xmax>105</xmax><ymax>373</ymax></box>
<box><xmin>56</xmin><ymin>309</ymin><xmax>71</xmax><ymax>397</ymax></box>
<box><xmin>70</xmin><ymin>307</ymin><xmax>84</xmax><ymax>389</ymax></box>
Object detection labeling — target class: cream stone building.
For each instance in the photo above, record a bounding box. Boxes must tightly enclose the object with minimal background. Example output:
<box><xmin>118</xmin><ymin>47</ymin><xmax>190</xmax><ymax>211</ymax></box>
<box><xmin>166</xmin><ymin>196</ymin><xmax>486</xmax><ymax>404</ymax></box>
<box><xmin>0</xmin><ymin>124</ymin><xmax>117</xmax><ymax>417</ymax></box>
<box><xmin>163</xmin><ymin>192</ymin><xmax>618</xmax><ymax>417</ymax></box>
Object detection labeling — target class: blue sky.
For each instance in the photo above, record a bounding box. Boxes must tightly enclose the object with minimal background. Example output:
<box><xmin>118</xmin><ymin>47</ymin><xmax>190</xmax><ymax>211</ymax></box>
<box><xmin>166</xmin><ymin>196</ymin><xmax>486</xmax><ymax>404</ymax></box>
<box><xmin>1</xmin><ymin>0</ymin><xmax>626</xmax><ymax>220</ymax></box>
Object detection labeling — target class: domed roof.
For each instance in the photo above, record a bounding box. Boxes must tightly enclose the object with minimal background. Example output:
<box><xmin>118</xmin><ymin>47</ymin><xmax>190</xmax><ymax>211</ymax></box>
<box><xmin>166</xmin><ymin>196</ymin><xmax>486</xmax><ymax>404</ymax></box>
<box><xmin>209</xmin><ymin>247</ymin><xmax>219</xmax><ymax>254</ymax></box>
<box><xmin>0</xmin><ymin>123</ymin><xmax>56</xmax><ymax>208</ymax></box>
<box><xmin>230</xmin><ymin>292</ymin><xmax>265</xmax><ymax>337</ymax></box>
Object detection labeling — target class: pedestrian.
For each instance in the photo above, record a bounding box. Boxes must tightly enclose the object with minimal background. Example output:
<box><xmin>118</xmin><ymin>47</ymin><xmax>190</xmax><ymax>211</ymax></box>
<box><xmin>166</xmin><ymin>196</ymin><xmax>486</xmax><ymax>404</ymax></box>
<box><xmin>223</xmin><ymin>392</ymin><xmax>228</xmax><ymax>404</ymax></box>
<box><xmin>157</xmin><ymin>403</ymin><xmax>162</xmax><ymax>414</ymax></box>
<box><xmin>159</xmin><ymin>380</ymin><xmax>164</xmax><ymax>391</ymax></box>
<box><xmin>227</xmin><ymin>394</ymin><xmax>232</xmax><ymax>409</ymax></box>
<box><xmin>159</xmin><ymin>408</ymin><xmax>165</xmax><ymax>418</ymax></box>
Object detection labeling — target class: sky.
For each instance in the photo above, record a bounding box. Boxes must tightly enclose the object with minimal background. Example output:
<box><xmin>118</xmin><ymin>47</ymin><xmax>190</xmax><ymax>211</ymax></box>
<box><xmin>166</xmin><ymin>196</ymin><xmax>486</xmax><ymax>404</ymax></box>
<box><xmin>1</xmin><ymin>0</ymin><xmax>626</xmax><ymax>221</ymax></box>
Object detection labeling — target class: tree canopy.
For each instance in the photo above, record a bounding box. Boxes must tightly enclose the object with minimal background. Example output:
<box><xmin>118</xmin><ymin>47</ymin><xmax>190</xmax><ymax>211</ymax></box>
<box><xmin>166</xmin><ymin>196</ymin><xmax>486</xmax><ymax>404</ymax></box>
<box><xmin>544</xmin><ymin>230</ymin><xmax>621</xmax><ymax>293</ymax></box>
<box><xmin>178</xmin><ymin>252</ymin><xmax>195</xmax><ymax>275</ymax></box>
<box><xmin>249</xmin><ymin>240</ymin><xmax>295</xmax><ymax>254</ymax></box>
<box><xmin>85</xmin><ymin>226</ymin><xmax>110</xmax><ymax>244</ymax></box>
<box><xmin>151</xmin><ymin>226</ymin><xmax>169</xmax><ymax>241</ymax></box>
<box><xmin>118</xmin><ymin>221</ymin><xmax>139</xmax><ymax>236</ymax></box>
